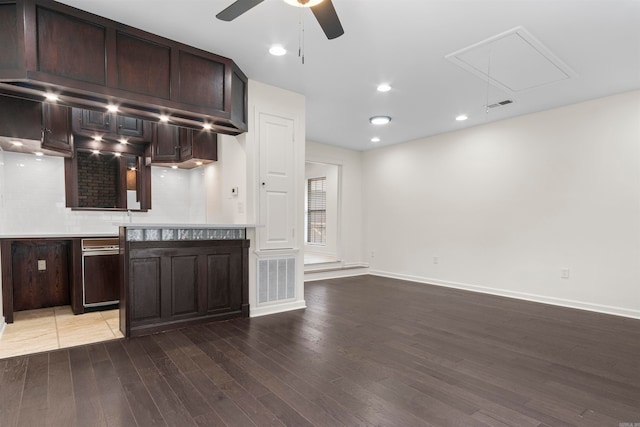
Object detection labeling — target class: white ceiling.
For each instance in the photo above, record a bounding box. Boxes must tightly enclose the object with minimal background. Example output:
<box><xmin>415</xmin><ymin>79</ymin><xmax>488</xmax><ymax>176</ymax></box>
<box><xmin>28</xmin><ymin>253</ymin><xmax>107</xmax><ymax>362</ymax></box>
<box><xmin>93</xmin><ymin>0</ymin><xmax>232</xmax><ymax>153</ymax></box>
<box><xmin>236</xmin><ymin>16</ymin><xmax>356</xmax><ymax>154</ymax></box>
<box><xmin>56</xmin><ymin>0</ymin><xmax>640</xmax><ymax>151</ymax></box>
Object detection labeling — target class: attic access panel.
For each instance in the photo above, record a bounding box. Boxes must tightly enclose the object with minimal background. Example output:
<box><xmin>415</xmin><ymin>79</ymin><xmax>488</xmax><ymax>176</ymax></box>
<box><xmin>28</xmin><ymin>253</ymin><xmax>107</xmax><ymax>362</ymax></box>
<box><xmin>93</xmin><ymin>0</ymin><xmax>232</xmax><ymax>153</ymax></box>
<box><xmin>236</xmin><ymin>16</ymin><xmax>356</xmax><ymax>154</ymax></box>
<box><xmin>446</xmin><ymin>26</ymin><xmax>575</xmax><ymax>94</ymax></box>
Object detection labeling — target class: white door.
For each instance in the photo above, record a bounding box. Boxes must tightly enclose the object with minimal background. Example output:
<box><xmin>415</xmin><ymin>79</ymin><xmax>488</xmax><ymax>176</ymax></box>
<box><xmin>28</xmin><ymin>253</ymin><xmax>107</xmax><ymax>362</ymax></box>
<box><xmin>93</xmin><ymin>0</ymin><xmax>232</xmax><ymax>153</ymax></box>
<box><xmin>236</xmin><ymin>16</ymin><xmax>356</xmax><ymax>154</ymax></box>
<box><xmin>258</xmin><ymin>112</ymin><xmax>295</xmax><ymax>250</ymax></box>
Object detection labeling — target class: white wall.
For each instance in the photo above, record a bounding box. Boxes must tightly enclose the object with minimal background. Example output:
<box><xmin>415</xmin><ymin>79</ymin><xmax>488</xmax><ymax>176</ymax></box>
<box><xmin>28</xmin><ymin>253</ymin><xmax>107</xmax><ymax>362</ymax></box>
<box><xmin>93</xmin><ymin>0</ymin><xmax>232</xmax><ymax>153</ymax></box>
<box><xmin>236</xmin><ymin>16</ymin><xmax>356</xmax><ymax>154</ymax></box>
<box><xmin>0</xmin><ymin>151</ymin><xmax>206</xmax><ymax>236</ymax></box>
<box><xmin>306</xmin><ymin>141</ymin><xmax>365</xmax><ymax>266</ymax></box>
<box><xmin>205</xmin><ymin>133</ymin><xmax>247</xmax><ymax>224</ymax></box>
<box><xmin>363</xmin><ymin>90</ymin><xmax>640</xmax><ymax>318</ymax></box>
<box><xmin>304</xmin><ymin>162</ymin><xmax>339</xmax><ymax>258</ymax></box>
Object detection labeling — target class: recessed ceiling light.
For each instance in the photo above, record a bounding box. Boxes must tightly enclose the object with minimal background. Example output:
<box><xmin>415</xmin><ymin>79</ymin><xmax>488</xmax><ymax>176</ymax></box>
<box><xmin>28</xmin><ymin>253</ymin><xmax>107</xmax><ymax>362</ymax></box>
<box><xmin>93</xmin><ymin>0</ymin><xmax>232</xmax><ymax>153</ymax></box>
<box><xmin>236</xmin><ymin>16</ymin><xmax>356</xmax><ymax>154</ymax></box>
<box><xmin>159</xmin><ymin>115</ymin><xmax>169</xmax><ymax>123</ymax></box>
<box><xmin>456</xmin><ymin>114</ymin><xmax>468</xmax><ymax>121</ymax></box>
<box><xmin>11</xmin><ymin>140</ymin><xmax>23</xmax><ymax>146</ymax></box>
<box><xmin>371</xmin><ymin>137</ymin><xmax>380</xmax><ymax>143</ymax></box>
<box><xmin>93</xmin><ymin>136</ymin><xmax>103</xmax><ymax>142</ymax></box>
<box><xmin>377</xmin><ymin>83</ymin><xmax>391</xmax><ymax>92</ymax></box>
<box><xmin>283</xmin><ymin>0</ymin><xmax>325</xmax><ymax>8</ymax></box>
<box><xmin>269</xmin><ymin>45</ymin><xmax>287</xmax><ymax>56</ymax></box>
<box><xmin>34</xmin><ymin>152</ymin><xmax>44</xmax><ymax>156</ymax></box>
<box><xmin>114</xmin><ymin>152</ymin><xmax>121</xmax><ymax>157</ymax></box>
<box><xmin>195</xmin><ymin>161</ymin><xmax>203</xmax><ymax>166</ymax></box>
<box><xmin>203</xmin><ymin>123</ymin><xmax>212</xmax><ymax>130</ymax></box>
<box><xmin>119</xmin><ymin>138</ymin><xmax>128</xmax><ymax>144</ymax></box>
<box><xmin>44</xmin><ymin>93</ymin><xmax>58</xmax><ymax>102</ymax></box>
<box><xmin>130</xmin><ymin>167</ymin><xmax>137</xmax><ymax>171</ymax></box>
<box><xmin>370</xmin><ymin>116</ymin><xmax>391</xmax><ymax>125</ymax></box>
<box><xmin>106</xmin><ymin>104</ymin><xmax>118</xmax><ymax>113</ymax></box>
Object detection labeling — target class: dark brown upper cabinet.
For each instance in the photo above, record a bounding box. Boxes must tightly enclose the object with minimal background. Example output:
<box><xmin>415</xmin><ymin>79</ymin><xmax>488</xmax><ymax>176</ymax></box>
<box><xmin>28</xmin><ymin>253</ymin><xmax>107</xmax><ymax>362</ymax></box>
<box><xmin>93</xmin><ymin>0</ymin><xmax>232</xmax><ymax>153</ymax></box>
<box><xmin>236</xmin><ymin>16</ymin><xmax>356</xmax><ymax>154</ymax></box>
<box><xmin>150</xmin><ymin>123</ymin><xmax>217</xmax><ymax>168</ymax></box>
<box><xmin>41</xmin><ymin>102</ymin><xmax>72</xmax><ymax>156</ymax></box>
<box><xmin>71</xmin><ymin>108</ymin><xmax>149</xmax><ymax>143</ymax></box>
<box><xmin>0</xmin><ymin>95</ymin><xmax>72</xmax><ymax>157</ymax></box>
<box><xmin>0</xmin><ymin>0</ymin><xmax>248</xmax><ymax>135</ymax></box>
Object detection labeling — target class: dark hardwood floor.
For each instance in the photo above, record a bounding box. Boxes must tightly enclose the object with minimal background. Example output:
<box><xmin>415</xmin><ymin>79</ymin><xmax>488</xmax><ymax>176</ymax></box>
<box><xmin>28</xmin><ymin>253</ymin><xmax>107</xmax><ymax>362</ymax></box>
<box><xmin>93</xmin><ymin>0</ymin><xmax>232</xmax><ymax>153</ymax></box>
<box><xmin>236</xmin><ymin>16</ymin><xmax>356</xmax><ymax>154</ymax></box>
<box><xmin>2</xmin><ymin>274</ymin><xmax>640</xmax><ymax>426</ymax></box>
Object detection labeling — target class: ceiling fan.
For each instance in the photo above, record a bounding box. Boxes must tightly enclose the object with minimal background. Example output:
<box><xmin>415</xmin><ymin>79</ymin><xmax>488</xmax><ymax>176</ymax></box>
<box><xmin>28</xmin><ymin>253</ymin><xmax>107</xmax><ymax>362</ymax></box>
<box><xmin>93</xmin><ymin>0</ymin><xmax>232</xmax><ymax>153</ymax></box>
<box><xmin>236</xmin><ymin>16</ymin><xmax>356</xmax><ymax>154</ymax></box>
<box><xmin>216</xmin><ymin>0</ymin><xmax>344</xmax><ymax>40</ymax></box>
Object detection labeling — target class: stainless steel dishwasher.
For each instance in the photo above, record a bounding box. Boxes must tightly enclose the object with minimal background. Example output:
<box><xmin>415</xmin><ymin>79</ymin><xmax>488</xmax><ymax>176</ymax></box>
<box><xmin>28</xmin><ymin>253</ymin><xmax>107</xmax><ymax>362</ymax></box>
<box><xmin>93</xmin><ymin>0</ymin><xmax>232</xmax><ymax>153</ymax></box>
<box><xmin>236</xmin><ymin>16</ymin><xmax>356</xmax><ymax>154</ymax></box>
<box><xmin>81</xmin><ymin>238</ymin><xmax>120</xmax><ymax>308</ymax></box>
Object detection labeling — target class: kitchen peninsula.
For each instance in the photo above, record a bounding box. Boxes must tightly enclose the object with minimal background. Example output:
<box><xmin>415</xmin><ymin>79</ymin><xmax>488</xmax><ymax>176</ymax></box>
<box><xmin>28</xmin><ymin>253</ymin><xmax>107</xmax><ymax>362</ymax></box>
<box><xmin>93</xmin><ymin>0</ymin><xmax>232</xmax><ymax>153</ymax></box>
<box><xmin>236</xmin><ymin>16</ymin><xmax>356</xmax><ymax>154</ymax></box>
<box><xmin>118</xmin><ymin>224</ymin><xmax>252</xmax><ymax>337</ymax></box>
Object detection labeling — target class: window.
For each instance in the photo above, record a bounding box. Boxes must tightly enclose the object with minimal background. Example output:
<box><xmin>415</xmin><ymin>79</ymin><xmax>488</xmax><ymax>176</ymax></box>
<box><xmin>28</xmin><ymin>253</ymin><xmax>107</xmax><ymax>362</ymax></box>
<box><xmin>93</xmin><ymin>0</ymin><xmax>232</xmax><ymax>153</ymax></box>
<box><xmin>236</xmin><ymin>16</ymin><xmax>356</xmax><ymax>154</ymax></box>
<box><xmin>307</xmin><ymin>177</ymin><xmax>327</xmax><ymax>244</ymax></box>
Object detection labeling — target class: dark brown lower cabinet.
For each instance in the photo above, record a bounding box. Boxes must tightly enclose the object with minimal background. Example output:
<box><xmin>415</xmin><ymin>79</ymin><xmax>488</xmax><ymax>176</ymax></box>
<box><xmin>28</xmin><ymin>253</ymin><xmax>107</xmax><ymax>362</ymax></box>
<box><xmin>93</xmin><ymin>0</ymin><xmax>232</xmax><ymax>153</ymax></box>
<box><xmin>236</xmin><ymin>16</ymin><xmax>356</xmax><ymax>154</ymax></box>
<box><xmin>123</xmin><ymin>239</ymin><xmax>249</xmax><ymax>337</ymax></box>
<box><xmin>11</xmin><ymin>240</ymin><xmax>70</xmax><ymax>311</ymax></box>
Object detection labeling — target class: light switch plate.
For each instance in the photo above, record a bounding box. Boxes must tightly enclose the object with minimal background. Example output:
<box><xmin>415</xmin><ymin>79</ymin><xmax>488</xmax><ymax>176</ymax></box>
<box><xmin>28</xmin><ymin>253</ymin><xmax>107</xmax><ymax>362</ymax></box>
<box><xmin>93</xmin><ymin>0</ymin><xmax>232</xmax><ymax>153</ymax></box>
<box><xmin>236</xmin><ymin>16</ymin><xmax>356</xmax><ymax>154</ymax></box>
<box><xmin>37</xmin><ymin>259</ymin><xmax>47</xmax><ymax>271</ymax></box>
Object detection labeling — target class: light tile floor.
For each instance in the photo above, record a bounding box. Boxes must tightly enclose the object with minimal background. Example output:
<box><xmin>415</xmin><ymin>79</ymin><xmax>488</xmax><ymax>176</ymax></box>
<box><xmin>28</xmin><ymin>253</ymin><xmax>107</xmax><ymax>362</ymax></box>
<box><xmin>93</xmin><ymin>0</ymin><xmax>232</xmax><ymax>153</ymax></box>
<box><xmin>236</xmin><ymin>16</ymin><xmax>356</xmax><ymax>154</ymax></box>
<box><xmin>0</xmin><ymin>306</ymin><xmax>123</xmax><ymax>359</ymax></box>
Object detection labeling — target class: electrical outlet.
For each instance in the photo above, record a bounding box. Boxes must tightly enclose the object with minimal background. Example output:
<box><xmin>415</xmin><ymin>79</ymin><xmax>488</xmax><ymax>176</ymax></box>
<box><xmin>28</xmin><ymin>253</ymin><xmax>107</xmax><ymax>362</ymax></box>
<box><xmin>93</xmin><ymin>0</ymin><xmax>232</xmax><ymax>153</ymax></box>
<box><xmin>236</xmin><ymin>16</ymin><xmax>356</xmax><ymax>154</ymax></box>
<box><xmin>433</xmin><ymin>256</ymin><xmax>439</xmax><ymax>264</ymax></box>
<box><xmin>231</xmin><ymin>186</ymin><xmax>239</xmax><ymax>197</ymax></box>
<box><xmin>561</xmin><ymin>268</ymin><xmax>570</xmax><ymax>279</ymax></box>
<box><xmin>37</xmin><ymin>259</ymin><xmax>46</xmax><ymax>271</ymax></box>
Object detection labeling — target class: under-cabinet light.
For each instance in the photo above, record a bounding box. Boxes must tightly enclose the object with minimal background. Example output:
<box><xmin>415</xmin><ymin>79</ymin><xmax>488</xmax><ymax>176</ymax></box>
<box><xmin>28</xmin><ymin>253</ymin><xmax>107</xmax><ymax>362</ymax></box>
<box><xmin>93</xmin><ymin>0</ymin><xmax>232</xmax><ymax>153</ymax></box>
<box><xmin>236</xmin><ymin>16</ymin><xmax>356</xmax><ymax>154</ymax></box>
<box><xmin>44</xmin><ymin>93</ymin><xmax>58</xmax><ymax>102</ymax></box>
<box><xmin>159</xmin><ymin>115</ymin><xmax>169</xmax><ymax>123</ymax></box>
<box><xmin>34</xmin><ymin>152</ymin><xmax>44</xmax><ymax>156</ymax></box>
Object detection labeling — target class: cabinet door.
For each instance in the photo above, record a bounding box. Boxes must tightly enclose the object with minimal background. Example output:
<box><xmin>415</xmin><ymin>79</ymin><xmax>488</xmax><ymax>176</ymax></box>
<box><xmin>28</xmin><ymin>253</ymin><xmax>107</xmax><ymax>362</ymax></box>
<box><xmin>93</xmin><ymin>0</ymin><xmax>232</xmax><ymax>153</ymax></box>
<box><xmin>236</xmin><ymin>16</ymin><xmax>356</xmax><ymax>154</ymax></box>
<box><xmin>179</xmin><ymin>128</ymin><xmax>193</xmax><ymax>160</ymax></box>
<box><xmin>191</xmin><ymin>130</ymin><xmax>218</xmax><ymax>161</ymax></box>
<box><xmin>42</xmin><ymin>103</ymin><xmax>73</xmax><ymax>156</ymax></box>
<box><xmin>151</xmin><ymin>122</ymin><xmax>180</xmax><ymax>162</ymax></box>
<box><xmin>0</xmin><ymin>96</ymin><xmax>42</xmax><ymax>141</ymax></box>
<box><xmin>75</xmin><ymin>109</ymin><xmax>112</xmax><ymax>133</ymax></box>
<box><xmin>116</xmin><ymin>115</ymin><xmax>145</xmax><ymax>138</ymax></box>
<box><xmin>12</xmin><ymin>241</ymin><xmax>70</xmax><ymax>311</ymax></box>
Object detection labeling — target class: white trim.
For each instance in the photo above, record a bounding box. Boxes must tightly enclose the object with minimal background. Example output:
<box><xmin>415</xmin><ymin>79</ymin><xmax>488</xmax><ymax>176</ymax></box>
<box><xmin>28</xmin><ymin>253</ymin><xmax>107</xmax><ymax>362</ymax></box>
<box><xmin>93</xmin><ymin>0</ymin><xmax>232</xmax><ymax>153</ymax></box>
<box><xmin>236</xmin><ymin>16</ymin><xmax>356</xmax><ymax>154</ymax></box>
<box><xmin>369</xmin><ymin>270</ymin><xmax>640</xmax><ymax>320</ymax></box>
<box><xmin>0</xmin><ymin>317</ymin><xmax>6</xmax><ymax>339</ymax></box>
<box><xmin>250</xmin><ymin>300</ymin><xmax>307</xmax><ymax>317</ymax></box>
<box><xmin>305</xmin><ymin>267</ymin><xmax>369</xmax><ymax>282</ymax></box>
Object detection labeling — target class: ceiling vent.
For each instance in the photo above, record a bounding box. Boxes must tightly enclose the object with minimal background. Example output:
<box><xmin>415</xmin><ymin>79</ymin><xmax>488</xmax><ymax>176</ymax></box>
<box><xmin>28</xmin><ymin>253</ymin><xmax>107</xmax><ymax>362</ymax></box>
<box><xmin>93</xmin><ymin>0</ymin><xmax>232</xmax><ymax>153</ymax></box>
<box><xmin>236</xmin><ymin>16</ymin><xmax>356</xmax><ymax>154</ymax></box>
<box><xmin>486</xmin><ymin>99</ymin><xmax>514</xmax><ymax>109</ymax></box>
<box><xmin>446</xmin><ymin>26</ymin><xmax>575</xmax><ymax>94</ymax></box>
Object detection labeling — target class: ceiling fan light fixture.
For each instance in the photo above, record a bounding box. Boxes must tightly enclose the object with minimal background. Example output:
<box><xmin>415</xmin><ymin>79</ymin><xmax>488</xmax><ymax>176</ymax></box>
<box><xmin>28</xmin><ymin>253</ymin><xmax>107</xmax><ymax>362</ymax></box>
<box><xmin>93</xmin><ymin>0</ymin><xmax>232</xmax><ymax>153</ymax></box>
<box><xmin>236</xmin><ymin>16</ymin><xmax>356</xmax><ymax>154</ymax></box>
<box><xmin>283</xmin><ymin>0</ymin><xmax>325</xmax><ymax>7</ymax></box>
<box><xmin>370</xmin><ymin>116</ymin><xmax>391</xmax><ymax>125</ymax></box>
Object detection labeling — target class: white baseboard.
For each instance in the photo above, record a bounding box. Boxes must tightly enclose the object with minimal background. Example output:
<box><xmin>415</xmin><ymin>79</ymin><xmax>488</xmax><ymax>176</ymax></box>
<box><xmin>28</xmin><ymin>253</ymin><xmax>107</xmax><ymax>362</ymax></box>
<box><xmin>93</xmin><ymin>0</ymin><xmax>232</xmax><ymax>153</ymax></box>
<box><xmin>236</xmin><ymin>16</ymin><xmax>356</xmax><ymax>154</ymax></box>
<box><xmin>370</xmin><ymin>270</ymin><xmax>640</xmax><ymax>320</ymax></box>
<box><xmin>250</xmin><ymin>300</ymin><xmax>307</xmax><ymax>318</ymax></box>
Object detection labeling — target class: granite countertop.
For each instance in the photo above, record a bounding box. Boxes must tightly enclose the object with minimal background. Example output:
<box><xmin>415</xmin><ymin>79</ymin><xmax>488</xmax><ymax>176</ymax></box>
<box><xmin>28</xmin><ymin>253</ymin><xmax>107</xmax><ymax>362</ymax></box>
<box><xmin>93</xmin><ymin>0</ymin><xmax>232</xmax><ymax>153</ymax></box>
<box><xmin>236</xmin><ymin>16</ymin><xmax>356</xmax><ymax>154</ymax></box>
<box><xmin>115</xmin><ymin>223</ymin><xmax>260</xmax><ymax>229</ymax></box>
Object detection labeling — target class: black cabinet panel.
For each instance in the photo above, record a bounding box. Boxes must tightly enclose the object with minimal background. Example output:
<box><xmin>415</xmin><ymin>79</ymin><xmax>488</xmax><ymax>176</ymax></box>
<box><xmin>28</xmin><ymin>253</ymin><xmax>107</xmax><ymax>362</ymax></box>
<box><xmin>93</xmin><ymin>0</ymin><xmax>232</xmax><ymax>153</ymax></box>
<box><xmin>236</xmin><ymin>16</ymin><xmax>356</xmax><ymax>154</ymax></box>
<box><xmin>130</xmin><ymin>257</ymin><xmax>161</xmax><ymax>321</ymax></box>
<box><xmin>171</xmin><ymin>255</ymin><xmax>198</xmax><ymax>316</ymax></box>
<box><xmin>207</xmin><ymin>254</ymin><xmax>230</xmax><ymax>311</ymax></box>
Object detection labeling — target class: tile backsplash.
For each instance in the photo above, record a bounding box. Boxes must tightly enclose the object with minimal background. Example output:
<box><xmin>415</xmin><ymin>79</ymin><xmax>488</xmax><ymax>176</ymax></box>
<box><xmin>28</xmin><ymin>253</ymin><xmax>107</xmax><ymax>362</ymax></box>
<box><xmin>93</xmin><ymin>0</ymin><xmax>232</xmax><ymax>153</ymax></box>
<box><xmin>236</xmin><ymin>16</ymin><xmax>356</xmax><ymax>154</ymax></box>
<box><xmin>0</xmin><ymin>152</ymin><xmax>206</xmax><ymax>235</ymax></box>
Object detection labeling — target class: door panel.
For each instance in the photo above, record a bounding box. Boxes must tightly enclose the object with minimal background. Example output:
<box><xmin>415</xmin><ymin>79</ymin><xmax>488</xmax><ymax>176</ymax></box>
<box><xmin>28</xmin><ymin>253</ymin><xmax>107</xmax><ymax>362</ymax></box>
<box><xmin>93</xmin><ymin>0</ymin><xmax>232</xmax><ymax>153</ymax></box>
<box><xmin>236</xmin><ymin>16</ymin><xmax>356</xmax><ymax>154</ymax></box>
<box><xmin>258</xmin><ymin>113</ymin><xmax>295</xmax><ymax>250</ymax></box>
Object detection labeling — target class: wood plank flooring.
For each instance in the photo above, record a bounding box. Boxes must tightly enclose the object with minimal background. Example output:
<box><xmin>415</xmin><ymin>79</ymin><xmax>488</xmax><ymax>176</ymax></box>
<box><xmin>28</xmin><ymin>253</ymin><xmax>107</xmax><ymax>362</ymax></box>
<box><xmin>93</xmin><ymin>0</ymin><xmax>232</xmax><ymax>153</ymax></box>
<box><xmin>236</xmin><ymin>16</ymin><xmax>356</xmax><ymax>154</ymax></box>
<box><xmin>1</xmin><ymin>274</ymin><xmax>640</xmax><ymax>426</ymax></box>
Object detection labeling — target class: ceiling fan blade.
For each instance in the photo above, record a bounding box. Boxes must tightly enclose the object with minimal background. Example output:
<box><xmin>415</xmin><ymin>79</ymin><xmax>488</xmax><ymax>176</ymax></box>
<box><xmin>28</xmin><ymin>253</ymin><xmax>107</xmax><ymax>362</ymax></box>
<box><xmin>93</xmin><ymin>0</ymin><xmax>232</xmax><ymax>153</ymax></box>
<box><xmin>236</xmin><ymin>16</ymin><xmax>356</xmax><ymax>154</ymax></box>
<box><xmin>216</xmin><ymin>0</ymin><xmax>264</xmax><ymax>21</ymax></box>
<box><xmin>311</xmin><ymin>0</ymin><xmax>344</xmax><ymax>40</ymax></box>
